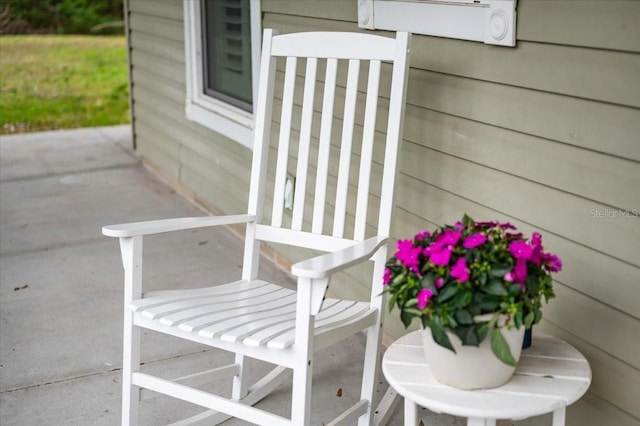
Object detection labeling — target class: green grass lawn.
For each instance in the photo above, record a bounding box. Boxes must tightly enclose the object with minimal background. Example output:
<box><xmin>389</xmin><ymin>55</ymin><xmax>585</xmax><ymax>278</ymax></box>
<box><xmin>0</xmin><ymin>35</ymin><xmax>129</xmax><ymax>134</ymax></box>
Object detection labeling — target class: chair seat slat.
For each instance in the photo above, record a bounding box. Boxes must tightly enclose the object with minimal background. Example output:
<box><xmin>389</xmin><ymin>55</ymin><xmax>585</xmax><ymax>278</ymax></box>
<box><xmin>267</xmin><ymin>301</ymin><xmax>371</xmax><ymax>349</ymax></box>
<box><xmin>160</xmin><ymin>291</ymin><xmax>296</xmax><ymax>328</ymax></box>
<box><xmin>142</xmin><ymin>284</ymin><xmax>282</xmax><ymax>321</ymax></box>
<box><xmin>132</xmin><ymin>281</ymin><xmax>371</xmax><ymax>350</ymax></box>
<box><xmin>176</xmin><ymin>289</ymin><xmax>294</xmax><ymax>333</ymax></box>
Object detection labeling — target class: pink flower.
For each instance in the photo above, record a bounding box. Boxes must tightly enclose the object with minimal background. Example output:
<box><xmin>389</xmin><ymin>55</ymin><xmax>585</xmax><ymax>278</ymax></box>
<box><xmin>428</xmin><ymin>245</ymin><xmax>453</xmax><ymax>266</ymax></box>
<box><xmin>451</xmin><ymin>257</ymin><xmax>470</xmax><ymax>282</ymax></box>
<box><xmin>512</xmin><ymin>258</ymin><xmax>528</xmax><ymax>284</ymax></box>
<box><xmin>509</xmin><ymin>240</ymin><xmax>533</xmax><ymax>260</ymax></box>
<box><xmin>504</xmin><ymin>272</ymin><xmax>514</xmax><ymax>282</ymax></box>
<box><xmin>395</xmin><ymin>240</ymin><xmax>422</xmax><ymax>273</ymax></box>
<box><xmin>454</xmin><ymin>221</ymin><xmax>464</xmax><ymax>231</ymax></box>
<box><xmin>435</xmin><ymin>277</ymin><xmax>444</xmax><ymax>288</ymax></box>
<box><xmin>477</xmin><ymin>221</ymin><xmax>516</xmax><ymax>230</ymax></box>
<box><xmin>383</xmin><ymin>268</ymin><xmax>392</xmax><ymax>285</ymax></box>
<box><xmin>417</xmin><ymin>288</ymin><xmax>434</xmax><ymax>310</ymax></box>
<box><xmin>463</xmin><ymin>233</ymin><xmax>486</xmax><ymax>249</ymax></box>
<box><xmin>541</xmin><ymin>252</ymin><xmax>563</xmax><ymax>272</ymax></box>
<box><xmin>415</xmin><ymin>230</ymin><xmax>431</xmax><ymax>241</ymax></box>
<box><xmin>529</xmin><ymin>232</ymin><xmax>543</xmax><ymax>266</ymax></box>
<box><xmin>438</xmin><ymin>230</ymin><xmax>462</xmax><ymax>246</ymax></box>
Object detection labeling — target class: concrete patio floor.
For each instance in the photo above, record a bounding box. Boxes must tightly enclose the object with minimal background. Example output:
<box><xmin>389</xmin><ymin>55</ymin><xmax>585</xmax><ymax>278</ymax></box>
<box><xmin>0</xmin><ymin>126</ymin><xmax>465</xmax><ymax>425</ymax></box>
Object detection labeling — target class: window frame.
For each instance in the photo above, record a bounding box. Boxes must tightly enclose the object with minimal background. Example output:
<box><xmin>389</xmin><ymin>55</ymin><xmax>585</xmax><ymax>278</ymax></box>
<box><xmin>184</xmin><ymin>0</ymin><xmax>262</xmax><ymax>149</ymax></box>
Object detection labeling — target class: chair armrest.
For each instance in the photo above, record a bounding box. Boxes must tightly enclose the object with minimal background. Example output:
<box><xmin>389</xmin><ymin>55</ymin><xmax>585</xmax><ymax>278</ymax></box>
<box><xmin>102</xmin><ymin>214</ymin><xmax>254</xmax><ymax>238</ymax></box>
<box><xmin>291</xmin><ymin>236</ymin><xmax>388</xmax><ymax>279</ymax></box>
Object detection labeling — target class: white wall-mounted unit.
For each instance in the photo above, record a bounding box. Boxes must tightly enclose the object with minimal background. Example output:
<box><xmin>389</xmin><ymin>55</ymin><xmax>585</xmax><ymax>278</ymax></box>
<box><xmin>358</xmin><ymin>0</ymin><xmax>517</xmax><ymax>47</ymax></box>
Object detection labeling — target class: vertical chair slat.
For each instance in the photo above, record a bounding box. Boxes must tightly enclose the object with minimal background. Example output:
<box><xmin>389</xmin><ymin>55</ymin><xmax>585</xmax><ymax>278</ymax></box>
<box><xmin>271</xmin><ymin>57</ymin><xmax>298</xmax><ymax>227</ymax></box>
<box><xmin>332</xmin><ymin>59</ymin><xmax>360</xmax><ymax>238</ymax></box>
<box><xmin>354</xmin><ymin>60</ymin><xmax>381</xmax><ymax>241</ymax></box>
<box><xmin>292</xmin><ymin>58</ymin><xmax>318</xmax><ymax>231</ymax></box>
<box><xmin>312</xmin><ymin>58</ymin><xmax>338</xmax><ymax>234</ymax></box>
<box><xmin>377</xmin><ymin>32</ymin><xmax>412</xmax><ymax>236</ymax></box>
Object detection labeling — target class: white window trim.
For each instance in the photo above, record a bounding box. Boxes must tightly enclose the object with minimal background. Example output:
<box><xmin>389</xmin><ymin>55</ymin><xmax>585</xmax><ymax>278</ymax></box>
<box><xmin>184</xmin><ymin>0</ymin><xmax>262</xmax><ymax>149</ymax></box>
<box><xmin>357</xmin><ymin>0</ymin><xmax>516</xmax><ymax>47</ymax></box>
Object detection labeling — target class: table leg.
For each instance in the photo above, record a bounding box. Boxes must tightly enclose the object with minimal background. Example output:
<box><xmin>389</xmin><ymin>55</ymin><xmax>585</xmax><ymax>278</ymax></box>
<box><xmin>552</xmin><ymin>407</ymin><xmax>566</xmax><ymax>426</ymax></box>
<box><xmin>467</xmin><ymin>418</ymin><xmax>496</xmax><ymax>426</ymax></box>
<box><xmin>404</xmin><ymin>398</ymin><xmax>418</xmax><ymax>426</ymax></box>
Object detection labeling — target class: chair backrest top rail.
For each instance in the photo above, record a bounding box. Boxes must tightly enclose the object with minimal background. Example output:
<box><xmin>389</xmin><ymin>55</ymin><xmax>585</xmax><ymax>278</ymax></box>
<box><xmin>270</xmin><ymin>31</ymin><xmax>399</xmax><ymax>61</ymax></box>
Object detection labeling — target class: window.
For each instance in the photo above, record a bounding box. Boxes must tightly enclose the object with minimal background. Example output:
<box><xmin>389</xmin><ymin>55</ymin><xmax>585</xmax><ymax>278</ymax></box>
<box><xmin>184</xmin><ymin>0</ymin><xmax>261</xmax><ymax>149</ymax></box>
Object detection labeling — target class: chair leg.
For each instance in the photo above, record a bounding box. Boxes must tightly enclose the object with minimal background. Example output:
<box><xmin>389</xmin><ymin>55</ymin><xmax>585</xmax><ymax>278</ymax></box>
<box><xmin>291</xmin><ymin>356</ymin><xmax>313</xmax><ymax>425</ymax></box>
<box><xmin>291</xmin><ymin>279</ymin><xmax>315</xmax><ymax>426</ymax></box>
<box><xmin>122</xmin><ymin>313</ymin><xmax>141</xmax><ymax>426</ymax></box>
<box><xmin>232</xmin><ymin>353</ymin><xmax>249</xmax><ymax>400</ymax></box>
<box><xmin>358</xmin><ymin>323</ymin><xmax>383</xmax><ymax>426</ymax></box>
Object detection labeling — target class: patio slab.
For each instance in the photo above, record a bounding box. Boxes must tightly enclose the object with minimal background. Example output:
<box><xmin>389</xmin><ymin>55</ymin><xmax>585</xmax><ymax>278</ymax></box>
<box><xmin>0</xmin><ymin>126</ymin><xmax>465</xmax><ymax>425</ymax></box>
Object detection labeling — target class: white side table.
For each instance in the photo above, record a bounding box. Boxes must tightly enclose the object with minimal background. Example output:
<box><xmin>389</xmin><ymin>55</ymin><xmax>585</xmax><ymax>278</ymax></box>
<box><xmin>382</xmin><ymin>331</ymin><xmax>591</xmax><ymax>426</ymax></box>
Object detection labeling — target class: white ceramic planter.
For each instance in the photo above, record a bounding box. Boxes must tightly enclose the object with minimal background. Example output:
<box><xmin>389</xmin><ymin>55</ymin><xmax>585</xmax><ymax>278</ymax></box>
<box><xmin>421</xmin><ymin>322</ymin><xmax>525</xmax><ymax>390</ymax></box>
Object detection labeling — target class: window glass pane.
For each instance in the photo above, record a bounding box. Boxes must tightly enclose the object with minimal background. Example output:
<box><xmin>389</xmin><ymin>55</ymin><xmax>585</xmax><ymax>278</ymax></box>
<box><xmin>202</xmin><ymin>0</ymin><xmax>252</xmax><ymax>112</ymax></box>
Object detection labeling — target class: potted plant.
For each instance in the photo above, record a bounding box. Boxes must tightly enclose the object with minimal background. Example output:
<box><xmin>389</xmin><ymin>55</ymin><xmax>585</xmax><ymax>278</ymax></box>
<box><xmin>384</xmin><ymin>214</ymin><xmax>561</xmax><ymax>389</ymax></box>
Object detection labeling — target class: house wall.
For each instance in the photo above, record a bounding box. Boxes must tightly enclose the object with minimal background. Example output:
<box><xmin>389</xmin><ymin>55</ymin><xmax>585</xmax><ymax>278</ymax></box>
<box><xmin>126</xmin><ymin>1</ymin><xmax>640</xmax><ymax>425</ymax></box>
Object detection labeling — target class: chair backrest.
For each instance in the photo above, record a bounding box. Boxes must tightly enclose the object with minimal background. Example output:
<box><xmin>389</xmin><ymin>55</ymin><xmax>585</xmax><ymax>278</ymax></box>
<box><xmin>243</xmin><ymin>29</ymin><xmax>411</xmax><ymax>279</ymax></box>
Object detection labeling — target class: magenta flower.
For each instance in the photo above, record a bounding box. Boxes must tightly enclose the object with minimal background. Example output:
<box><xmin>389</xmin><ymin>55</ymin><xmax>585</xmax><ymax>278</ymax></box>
<box><xmin>428</xmin><ymin>245</ymin><xmax>453</xmax><ymax>266</ymax></box>
<box><xmin>415</xmin><ymin>230</ymin><xmax>431</xmax><ymax>241</ymax></box>
<box><xmin>477</xmin><ymin>220</ymin><xmax>516</xmax><ymax>230</ymax></box>
<box><xmin>463</xmin><ymin>233</ymin><xmax>486</xmax><ymax>249</ymax></box>
<box><xmin>541</xmin><ymin>252</ymin><xmax>563</xmax><ymax>272</ymax></box>
<box><xmin>438</xmin><ymin>230</ymin><xmax>462</xmax><ymax>246</ymax></box>
<box><xmin>451</xmin><ymin>257</ymin><xmax>470</xmax><ymax>282</ymax></box>
<box><xmin>509</xmin><ymin>240</ymin><xmax>533</xmax><ymax>260</ymax></box>
<box><xmin>512</xmin><ymin>258</ymin><xmax>528</xmax><ymax>284</ymax></box>
<box><xmin>383</xmin><ymin>268</ymin><xmax>392</xmax><ymax>285</ymax></box>
<box><xmin>395</xmin><ymin>240</ymin><xmax>423</xmax><ymax>273</ymax></box>
<box><xmin>435</xmin><ymin>277</ymin><xmax>444</xmax><ymax>288</ymax></box>
<box><xmin>529</xmin><ymin>232</ymin><xmax>543</xmax><ymax>265</ymax></box>
<box><xmin>417</xmin><ymin>288</ymin><xmax>434</xmax><ymax>310</ymax></box>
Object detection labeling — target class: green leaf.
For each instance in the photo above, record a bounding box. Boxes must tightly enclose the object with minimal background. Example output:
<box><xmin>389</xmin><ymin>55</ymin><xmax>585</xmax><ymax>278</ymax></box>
<box><xmin>508</xmin><ymin>284</ymin><xmax>523</xmax><ymax>295</ymax></box>
<box><xmin>462</xmin><ymin>214</ymin><xmax>475</xmax><ymax>228</ymax></box>
<box><xmin>524</xmin><ymin>311</ymin><xmax>535</xmax><ymax>328</ymax></box>
<box><xmin>404</xmin><ymin>298</ymin><xmax>418</xmax><ymax>308</ymax></box>
<box><xmin>455</xmin><ymin>325</ymin><xmax>479</xmax><ymax>346</ymax></box>
<box><xmin>452</xmin><ymin>289</ymin><xmax>473</xmax><ymax>307</ymax></box>
<box><xmin>491</xmin><ymin>328</ymin><xmax>518</xmax><ymax>367</ymax></box>
<box><xmin>392</xmin><ymin>272</ymin><xmax>407</xmax><ymax>286</ymax></box>
<box><xmin>388</xmin><ymin>293</ymin><xmax>398</xmax><ymax>313</ymax></box>
<box><xmin>477</xmin><ymin>294</ymin><xmax>500</xmax><ymax>312</ymax></box>
<box><xmin>400</xmin><ymin>310</ymin><xmax>413</xmax><ymax>328</ymax></box>
<box><xmin>479</xmin><ymin>273</ymin><xmax>487</xmax><ymax>286</ymax></box>
<box><xmin>489</xmin><ymin>266</ymin><xmax>512</xmax><ymax>278</ymax></box>
<box><xmin>476</xmin><ymin>321</ymin><xmax>490</xmax><ymax>343</ymax></box>
<box><xmin>437</xmin><ymin>283</ymin><xmax>459</xmax><ymax>303</ymax></box>
<box><xmin>420</xmin><ymin>273</ymin><xmax>435</xmax><ymax>291</ymax></box>
<box><xmin>482</xmin><ymin>279</ymin><xmax>509</xmax><ymax>296</ymax></box>
<box><xmin>430</xmin><ymin>317</ymin><xmax>455</xmax><ymax>353</ymax></box>
<box><xmin>455</xmin><ymin>309</ymin><xmax>473</xmax><ymax>325</ymax></box>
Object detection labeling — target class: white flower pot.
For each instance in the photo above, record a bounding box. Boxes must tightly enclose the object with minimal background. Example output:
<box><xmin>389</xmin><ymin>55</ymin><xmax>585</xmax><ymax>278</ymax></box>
<box><xmin>421</xmin><ymin>321</ymin><xmax>525</xmax><ymax>390</ymax></box>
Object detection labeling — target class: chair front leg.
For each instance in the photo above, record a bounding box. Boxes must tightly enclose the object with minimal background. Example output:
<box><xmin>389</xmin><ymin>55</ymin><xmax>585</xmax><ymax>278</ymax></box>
<box><xmin>122</xmin><ymin>311</ymin><xmax>141</xmax><ymax>425</ymax></box>
<box><xmin>119</xmin><ymin>236</ymin><xmax>143</xmax><ymax>425</ymax></box>
<box><xmin>291</xmin><ymin>277</ymin><xmax>316</xmax><ymax>426</ymax></box>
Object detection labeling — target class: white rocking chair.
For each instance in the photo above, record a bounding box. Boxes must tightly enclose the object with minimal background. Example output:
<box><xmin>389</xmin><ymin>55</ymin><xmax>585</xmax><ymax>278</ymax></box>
<box><xmin>103</xmin><ymin>29</ymin><xmax>411</xmax><ymax>426</ymax></box>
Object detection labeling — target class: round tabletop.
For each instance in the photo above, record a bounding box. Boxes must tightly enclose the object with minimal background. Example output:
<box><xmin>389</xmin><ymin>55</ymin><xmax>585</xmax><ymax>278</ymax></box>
<box><xmin>382</xmin><ymin>330</ymin><xmax>591</xmax><ymax>421</ymax></box>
